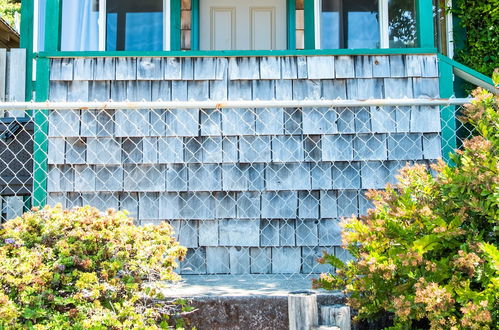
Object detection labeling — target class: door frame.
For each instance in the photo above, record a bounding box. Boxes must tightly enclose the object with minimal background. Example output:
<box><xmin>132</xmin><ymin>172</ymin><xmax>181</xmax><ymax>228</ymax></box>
<box><xmin>189</xmin><ymin>0</ymin><xmax>295</xmax><ymax>51</ymax></box>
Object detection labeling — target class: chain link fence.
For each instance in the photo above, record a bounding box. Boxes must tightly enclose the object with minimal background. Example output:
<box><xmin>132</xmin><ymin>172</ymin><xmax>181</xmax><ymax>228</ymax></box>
<box><xmin>1</xmin><ymin>99</ymin><xmax>473</xmax><ymax>278</ymax></box>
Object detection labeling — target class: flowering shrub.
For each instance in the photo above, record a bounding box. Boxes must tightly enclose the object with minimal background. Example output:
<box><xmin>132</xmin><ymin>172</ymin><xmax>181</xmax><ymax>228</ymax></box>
<box><xmin>0</xmin><ymin>205</ymin><xmax>187</xmax><ymax>329</ymax></box>
<box><xmin>314</xmin><ymin>86</ymin><xmax>499</xmax><ymax>329</ymax></box>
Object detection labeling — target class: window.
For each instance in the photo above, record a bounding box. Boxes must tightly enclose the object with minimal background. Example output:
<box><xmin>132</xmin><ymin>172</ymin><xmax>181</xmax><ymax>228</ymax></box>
<box><xmin>60</xmin><ymin>0</ymin><xmax>168</xmax><ymax>51</ymax></box>
<box><xmin>320</xmin><ymin>0</ymin><xmax>380</xmax><ymax>49</ymax></box>
<box><xmin>106</xmin><ymin>0</ymin><xmax>163</xmax><ymax>51</ymax></box>
<box><xmin>388</xmin><ymin>0</ymin><xmax>417</xmax><ymax>48</ymax></box>
<box><xmin>317</xmin><ymin>0</ymin><xmax>417</xmax><ymax>49</ymax></box>
<box><xmin>61</xmin><ymin>0</ymin><xmax>100</xmax><ymax>51</ymax></box>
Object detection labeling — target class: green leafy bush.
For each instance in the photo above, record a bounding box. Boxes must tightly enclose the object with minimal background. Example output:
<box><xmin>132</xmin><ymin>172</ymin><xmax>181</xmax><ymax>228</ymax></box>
<box><xmin>314</xmin><ymin>87</ymin><xmax>499</xmax><ymax>329</ymax></box>
<box><xmin>0</xmin><ymin>0</ymin><xmax>20</xmax><ymax>27</ymax></box>
<box><xmin>453</xmin><ymin>0</ymin><xmax>499</xmax><ymax>76</ymax></box>
<box><xmin>0</xmin><ymin>205</ymin><xmax>187</xmax><ymax>329</ymax></box>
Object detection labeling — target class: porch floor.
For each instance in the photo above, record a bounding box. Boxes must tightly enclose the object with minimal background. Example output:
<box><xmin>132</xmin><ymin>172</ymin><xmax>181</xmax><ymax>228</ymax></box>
<box><xmin>163</xmin><ymin>274</ymin><xmax>334</xmax><ymax>297</ymax></box>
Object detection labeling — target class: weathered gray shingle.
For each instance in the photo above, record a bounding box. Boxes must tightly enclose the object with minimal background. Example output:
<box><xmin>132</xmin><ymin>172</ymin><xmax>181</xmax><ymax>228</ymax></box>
<box><xmin>137</xmin><ymin>57</ymin><xmax>163</xmax><ymax>80</ymax></box>
<box><xmin>94</xmin><ymin>58</ymin><xmax>116</xmax><ymax>80</ymax></box>
<box><xmin>250</xmin><ymin>248</ymin><xmax>272</xmax><ymax>274</ymax></box>
<box><xmin>303</xmin><ymin>107</ymin><xmax>337</xmax><ymax>135</ymax></box>
<box><xmin>298</xmin><ymin>191</ymin><xmax>320</xmax><ymax>219</ymax></box>
<box><xmin>229</xmin><ymin>57</ymin><xmax>260</xmax><ymax>80</ymax></box>
<box><xmin>206</xmin><ymin>247</ymin><xmax>230</xmax><ymax>274</ymax></box>
<box><xmin>116</xmin><ymin>58</ymin><xmax>137</xmax><ymax>80</ymax></box>
<box><xmin>296</xmin><ymin>219</ymin><xmax>319</xmax><ymax>248</ymax></box>
<box><xmin>261</xmin><ymin>191</ymin><xmax>298</xmax><ymax>219</ymax></box>
<box><xmin>219</xmin><ymin>219</ymin><xmax>260</xmax><ymax>246</ymax></box>
<box><xmin>307</xmin><ymin>56</ymin><xmax>335</xmax><ymax>79</ymax></box>
<box><xmin>272</xmin><ymin>136</ymin><xmax>303</xmax><ymax>162</ymax></box>
<box><xmin>320</xmin><ymin>190</ymin><xmax>338</xmax><ymax>218</ymax></box>
<box><xmin>260</xmin><ymin>57</ymin><xmax>281</xmax><ymax>80</ymax></box>
<box><xmin>272</xmin><ymin>247</ymin><xmax>301</xmax><ymax>273</ymax></box>
<box><xmin>322</xmin><ymin>135</ymin><xmax>354</xmax><ymax>162</ymax></box>
<box><xmin>319</xmin><ymin>219</ymin><xmax>341</xmax><ymax>245</ymax></box>
<box><xmin>335</xmin><ymin>56</ymin><xmax>355</xmax><ymax>78</ymax></box>
<box><xmin>266</xmin><ymin>163</ymin><xmax>310</xmax><ymax>191</ymax></box>
<box><xmin>230</xmin><ymin>247</ymin><xmax>251</xmax><ymax>274</ymax></box>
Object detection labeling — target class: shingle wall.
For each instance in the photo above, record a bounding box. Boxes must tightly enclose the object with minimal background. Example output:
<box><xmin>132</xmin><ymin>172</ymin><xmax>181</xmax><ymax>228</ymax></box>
<box><xmin>47</xmin><ymin>54</ymin><xmax>442</xmax><ymax>275</ymax></box>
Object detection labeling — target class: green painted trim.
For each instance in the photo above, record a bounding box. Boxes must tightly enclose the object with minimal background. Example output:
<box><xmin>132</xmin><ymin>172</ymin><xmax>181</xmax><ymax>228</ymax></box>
<box><xmin>304</xmin><ymin>0</ymin><xmax>315</xmax><ymax>49</ymax></box>
<box><xmin>32</xmin><ymin>58</ymin><xmax>50</xmax><ymax>207</ymax></box>
<box><xmin>44</xmin><ymin>0</ymin><xmax>61</xmax><ymax>51</ymax></box>
<box><xmin>37</xmin><ymin>47</ymin><xmax>438</xmax><ymax>58</ymax></box>
<box><xmin>170</xmin><ymin>0</ymin><xmax>181</xmax><ymax>51</ymax></box>
<box><xmin>416</xmin><ymin>0</ymin><xmax>435</xmax><ymax>48</ymax></box>
<box><xmin>20</xmin><ymin>0</ymin><xmax>34</xmax><ymax>103</ymax></box>
<box><xmin>287</xmin><ymin>0</ymin><xmax>296</xmax><ymax>50</ymax></box>
<box><xmin>438</xmin><ymin>54</ymin><xmax>495</xmax><ymax>86</ymax></box>
<box><xmin>438</xmin><ymin>57</ymin><xmax>456</xmax><ymax>164</ymax></box>
<box><xmin>23</xmin><ymin>196</ymin><xmax>31</xmax><ymax>213</ymax></box>
<box><xmin>191</xmin><ymin>0</ymin><xmax>200</xmax><ymax>51</ymax></box>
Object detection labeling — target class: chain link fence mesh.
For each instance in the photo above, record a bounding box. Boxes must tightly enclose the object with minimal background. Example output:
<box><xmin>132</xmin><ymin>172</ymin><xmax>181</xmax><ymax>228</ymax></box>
<box><xmin>1</xmin><ymin>101</ymin><xmax>473</xmax><ymax>278</ymax></box>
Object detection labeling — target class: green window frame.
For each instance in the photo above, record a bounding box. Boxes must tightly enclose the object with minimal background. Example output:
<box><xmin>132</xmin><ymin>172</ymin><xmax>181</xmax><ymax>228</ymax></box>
<box><xmin>33</xmin><ymin>0</ymin><xmax>435</xmax><ymax>53</ymax></box>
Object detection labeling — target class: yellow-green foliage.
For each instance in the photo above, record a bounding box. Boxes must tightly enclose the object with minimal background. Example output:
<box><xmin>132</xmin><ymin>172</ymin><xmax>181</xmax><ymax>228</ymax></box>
<box><xmin>314</xmin><ymin>87</ymin><xmax>499</xmax><ymax>329</ymax></box>
<box><xmin>0</xmin><ymin>205</ymin><xmax>187</xmax><ymax>329</ymax></box>
<box><xmin>0</xmin><ymin>0</ymin><xmax>20</xmax><ymax>27</ymax></box>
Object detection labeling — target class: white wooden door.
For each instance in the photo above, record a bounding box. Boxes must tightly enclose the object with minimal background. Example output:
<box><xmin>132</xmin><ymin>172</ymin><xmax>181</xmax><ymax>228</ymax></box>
<box><xmin>200</xmin><ymin>0</ymin><xmax>287</xmax><ymax>50</ymax></box>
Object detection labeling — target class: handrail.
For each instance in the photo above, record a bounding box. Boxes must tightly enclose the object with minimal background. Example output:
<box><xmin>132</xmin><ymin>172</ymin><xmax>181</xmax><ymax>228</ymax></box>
<box><xmin>438</xmin><ymin>54</ymin><xmax>497</xmax><ymax>94</ymax></box>
<box><xmin>0</xmin><ymin>98</ymin><xmax>473</xmax><ymax>111</ymax></box>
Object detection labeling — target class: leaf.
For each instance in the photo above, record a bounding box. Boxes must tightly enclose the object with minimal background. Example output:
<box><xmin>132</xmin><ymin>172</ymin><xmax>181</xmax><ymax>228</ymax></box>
<box><xmin>480</xmin><ymin>242</ymin><xmax>499</xmax><ymax>272</ymax></box>
<box><xmin>323</xmin><ymin>254</ymin><xmax>346</xmax><ymax>270</ymax></box>
<box><xmin>412</xmin><ymin>235</ymin><xmax>441</xmax><ymax>254</ymax></box>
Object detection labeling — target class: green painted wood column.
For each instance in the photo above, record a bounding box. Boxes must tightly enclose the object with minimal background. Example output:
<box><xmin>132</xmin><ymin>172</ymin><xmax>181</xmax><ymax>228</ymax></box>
<box><xmin>32</xmin><ymin>0</ymin><xmax>60</xmax><ymax>207</ymax></box>
<box><xmin>170</xmin><ymin>0</ymin><xmax>181</xmax><ymax>51</ymax></box>
<box><xmin>44</xmin><ymin>0</ymin><xmax>61</xmax><ymax>51</ymax></box>
<box><xmin>20</xmin><ymin>0</ymin><xmax>34</xmax><ymax>104</ymax></box>
<box><xmin>21</xmin><ymin>0</ymin><xmax>35</xmax><ymax>208</ymax></box>
<box><xmin>304</xmin><ymin>0</ymin><xmax>315</xmax><ymax>49</ymax></box>
<box><xmin>416</xmin><ymin>0</ymin><xmax>435</xmax><ymax>48</ymax></box>
<box><xmin>438</xmin><ymin>59</ymin><xmax>457</xmax><ymax>164</ymax></box>
<box><xmin>287</xmin><ymin>0</ymin><xmax>296</xmax><ymax>50</ymax></box>
<box><xmin>191</xmin><ymin>0</ymin><xmax>200</xmax><ymax>50</ymax></box>
<box><xmin>32</xmin><ymin>58</ymin><xmax>50</xmax><ymax>207</ymax></box>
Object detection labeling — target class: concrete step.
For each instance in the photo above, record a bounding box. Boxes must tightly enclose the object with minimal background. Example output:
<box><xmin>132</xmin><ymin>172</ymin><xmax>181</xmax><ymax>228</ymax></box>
<box><xmin>313</xmin><ymin>327</ymin><xmax>341</xmax><ymax>330</ymax></box>
<box><xmin>161</xmin><ymin>275</ymin><xmax>346</xmax><ymax>330</ymax></box>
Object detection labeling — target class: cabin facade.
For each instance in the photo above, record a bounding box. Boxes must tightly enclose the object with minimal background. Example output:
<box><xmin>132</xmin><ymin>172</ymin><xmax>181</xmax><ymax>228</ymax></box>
<box><xmin>7</xmin><ymin>0</ymin><xmax>493</xmax><ymax>276</ymax></box>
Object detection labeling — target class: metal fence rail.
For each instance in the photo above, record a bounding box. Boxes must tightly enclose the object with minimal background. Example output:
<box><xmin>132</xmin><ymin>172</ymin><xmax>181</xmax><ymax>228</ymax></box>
<box><xmin>0</xmin><ymin>98</ymin><xmax>474</xmax><ymax>278</ymax></box>
<box><xmin>0</xmin><ymin>98</ymin><xmax>473</xmax><ymax>110</ymax></box>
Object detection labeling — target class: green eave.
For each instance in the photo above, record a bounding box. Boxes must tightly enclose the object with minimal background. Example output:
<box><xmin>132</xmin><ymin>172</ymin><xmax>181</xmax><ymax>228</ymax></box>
<box><xmin>37</xmin><ymin>48</ymin><xmax>438</xmax><ymax>58</ymax></box>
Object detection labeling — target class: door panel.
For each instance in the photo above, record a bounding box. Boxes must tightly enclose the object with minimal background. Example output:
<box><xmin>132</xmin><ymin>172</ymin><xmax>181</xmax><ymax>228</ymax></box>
<box><xmin>200</xmin><ymin>0</ymin><xmax>286</xmax><ymax>51</ymax></box>
<box><xmin>212</xmin><ymin>8</ymin><xmax>235</xmax><ymax>50</ymax></box>
<box><xmin>251</xmin><ymin>8</ymin><xmax>275</xmax><ymax>50</ymax></box>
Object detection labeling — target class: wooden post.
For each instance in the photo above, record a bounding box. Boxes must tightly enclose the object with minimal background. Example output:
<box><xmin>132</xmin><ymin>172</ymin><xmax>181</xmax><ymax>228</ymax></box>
<box><xmin>438</xmin><ymin>57</ymin><xmax>456</xmax><ymax>164</ymax></box>
<box><xmin>416</xmin><ymin>0</ymin><xmax>435</xmax><ymax>48</ymax></box>
<box><xmin>288</xmin><ymin>291</ymin><xmax>319</xmax><ymax>330</ymax></box>
<box><xmin>320</xmin><ymin>305</ymin><xmax>351</xmax><ymax>330</ymax></box>
<box><xmin>304</xmin><ymin>0</ymin><xmax>315</xmax><ymax>49</ymax></box>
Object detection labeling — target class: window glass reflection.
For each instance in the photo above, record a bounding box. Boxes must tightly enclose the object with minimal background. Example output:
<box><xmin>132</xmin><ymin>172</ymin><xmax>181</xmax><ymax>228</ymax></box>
<box><xmin>388</xmin><ymin>0</ymin><xmax>417</xmax><ymax>48</ymax></box>
<box><xmin>106</xmin><ymin>0</ymin><xmax>163</xmax><ymax>51</ymax></box>
<box><xmin>321</xmin><ymin>0</ymin><xmax>380</xmax><ymax>49</ymax></box>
